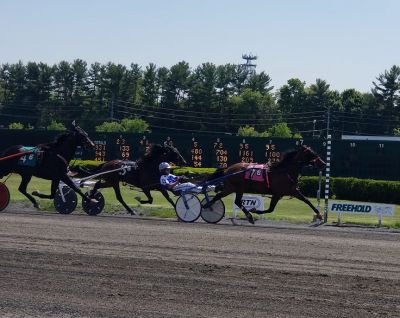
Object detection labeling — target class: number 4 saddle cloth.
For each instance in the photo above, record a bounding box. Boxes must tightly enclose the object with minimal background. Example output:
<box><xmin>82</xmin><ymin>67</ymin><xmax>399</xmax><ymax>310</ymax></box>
<box><xmin>244</xmin><ymin>163</ymin><xmax>270</xmax><ymax>190</ymax></box>
<box><xmin>18</xmin><ymin>146</ymin><xmax>43</xmax><ymax>167</ymax></box>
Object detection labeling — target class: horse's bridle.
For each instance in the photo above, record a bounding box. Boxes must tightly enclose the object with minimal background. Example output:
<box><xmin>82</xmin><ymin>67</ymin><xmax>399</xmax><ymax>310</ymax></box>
<box><xmin>294</xmin><ymin>147</ymin><xmax>323</xmax><ymax>167</ymax></box>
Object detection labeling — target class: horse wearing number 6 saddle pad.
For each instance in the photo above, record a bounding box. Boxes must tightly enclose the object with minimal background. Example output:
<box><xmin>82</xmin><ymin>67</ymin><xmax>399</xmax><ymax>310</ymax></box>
<box><xmin>244</xmin><ymin>163</ymin><xmax>270</xmax><ymax>191</ymax></box>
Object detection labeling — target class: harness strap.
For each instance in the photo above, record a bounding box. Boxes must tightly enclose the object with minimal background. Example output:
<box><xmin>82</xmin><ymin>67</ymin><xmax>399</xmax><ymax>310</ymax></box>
<box><xmin>57</xmin><ymin>154</ymin><xmax>69</xmax><ymax>166</ymax></box>
<box><xmin>287</xmin><ymin>173</ymin><xmax>297</xmax><ymax>185</ymax></box>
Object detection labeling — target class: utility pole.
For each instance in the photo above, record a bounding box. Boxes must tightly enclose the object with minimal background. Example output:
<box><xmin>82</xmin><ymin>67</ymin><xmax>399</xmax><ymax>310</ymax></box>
<box><xmin>110</xmin><ymin>95</ymin><xmax>114</xmax><ymax>121</ymax></box>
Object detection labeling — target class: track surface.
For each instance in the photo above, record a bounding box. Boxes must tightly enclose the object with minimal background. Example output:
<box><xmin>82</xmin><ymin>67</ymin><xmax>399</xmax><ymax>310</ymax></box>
<box><xmin>1</xmin><ymin>209</ymin><xmax>399</xmax><ymax>318</ymax></box>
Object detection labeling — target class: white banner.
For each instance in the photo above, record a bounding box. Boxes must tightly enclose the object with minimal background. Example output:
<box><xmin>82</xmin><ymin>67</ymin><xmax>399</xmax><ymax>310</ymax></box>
<box><xmin>233</xmin><ymin>195</ymin><xmax>264</xmax><ymax>212</ymax></box>
<box><xmin>329</xmin><ymin>201</ymin><xmax>394</xmax><ymax>216</ymax></box>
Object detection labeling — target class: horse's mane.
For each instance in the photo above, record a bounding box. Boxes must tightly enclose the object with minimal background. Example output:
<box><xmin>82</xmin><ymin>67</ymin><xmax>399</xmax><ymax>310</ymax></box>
<box><xmin>41</xmin><ymin>132</ymin><xmax>71</xmax><ymax>149</ymax></box>
<box><xmin>270</xmin><ymin>149</ymin><xmax>298</xmax><ymax>169</ymax></box>
<box><xmin>138</xmin><ymin>143</ymin><xmax>164</xmax><ymax>162</ymax></box>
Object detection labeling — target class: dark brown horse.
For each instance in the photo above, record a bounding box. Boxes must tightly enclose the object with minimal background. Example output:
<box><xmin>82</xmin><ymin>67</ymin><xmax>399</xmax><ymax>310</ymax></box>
<box><xmin>83</xmin><ymin>143</ymin><xmax>187</xmax><ymax>215</ymax></box>
<box><xmin>203</xmin><ymin>145</ymin><xmax>326</xmax><ymax>224</ymax></box>
<box><xmin>0</xmin><ymin>122</ymin><xmax>97</xmax><ymax>208</ymax></box>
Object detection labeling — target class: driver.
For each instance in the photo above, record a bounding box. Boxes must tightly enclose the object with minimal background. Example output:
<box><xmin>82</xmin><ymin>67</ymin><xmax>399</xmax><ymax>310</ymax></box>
<box><xmin>159</xmin><ymin>162</ymin><xmax>205</xmax><ymax>193</ymax></box>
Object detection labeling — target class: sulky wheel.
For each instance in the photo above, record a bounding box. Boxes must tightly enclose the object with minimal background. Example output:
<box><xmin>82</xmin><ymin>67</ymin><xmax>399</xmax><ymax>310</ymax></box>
<box><xmin>175</xmin><ymin>193</ymin><xmax>201</xmax><ymax>222</ymax></box>
<box><xmin>0</xmin><ymin>182</ymin><xmax>10</xmax><ymax>212</ymax></box>
<box><xmin>200</xmin><ymin>196</ymin><xmax>225</xmax><ymax>224</ymax></box>
<box><xmin>82</xmin><ymin>190</ymin><xmax>105</xmax><ymax>216</ymax></box>
<box><xmin>54</xmin><ymin>185</ymin><xmax>78</xmax><ymax>214</ymax></box>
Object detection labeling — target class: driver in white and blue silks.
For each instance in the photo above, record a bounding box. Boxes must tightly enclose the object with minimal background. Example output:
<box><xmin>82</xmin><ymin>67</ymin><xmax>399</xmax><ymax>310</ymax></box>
<box><xmin>159</xmin><ymin>162</ymin><xmax>204</xmax><ymax>193</ymax></box>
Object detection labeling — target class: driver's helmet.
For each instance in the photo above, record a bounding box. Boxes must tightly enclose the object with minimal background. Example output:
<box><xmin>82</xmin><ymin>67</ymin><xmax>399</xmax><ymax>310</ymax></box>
<box><xmin>159</xmin><ymin>162</ymin><xmax>171</xmax><ymax>171</ymax></box>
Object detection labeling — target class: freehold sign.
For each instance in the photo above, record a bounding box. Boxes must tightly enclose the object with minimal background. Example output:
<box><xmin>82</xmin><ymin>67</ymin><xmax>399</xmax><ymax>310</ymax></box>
<box><xmin>329</xmin><ymin>201</ymin><xmax>394</xmax><ymax>216</ymax></box>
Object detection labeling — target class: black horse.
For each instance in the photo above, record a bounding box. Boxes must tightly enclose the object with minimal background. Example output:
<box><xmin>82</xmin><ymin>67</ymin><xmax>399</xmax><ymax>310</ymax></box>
<box><xmin>203</xmin><ymin>145</ymin><xmax>326</xmax><ymax>224</ymax></box>
<box><xmin>0</xmin><ymin>122</ymin><xmax>97</xmax><ymax>208</ymax></box>
<box><xmin>81</xmin><ymin>143</ymin><xmax>187</xmax><ymax>215</ymax></box>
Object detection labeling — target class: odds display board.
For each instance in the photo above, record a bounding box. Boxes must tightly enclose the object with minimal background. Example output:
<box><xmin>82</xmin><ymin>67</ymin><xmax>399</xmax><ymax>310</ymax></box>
<box><xmin>1</xmin><ymin>130</ymin><xmax>400</xmax><ymax>180</ymax></box>
<box><xmin>87</xmin><ymin>133</ymin><xmax>317</xmax><ymax>171</ymax></box>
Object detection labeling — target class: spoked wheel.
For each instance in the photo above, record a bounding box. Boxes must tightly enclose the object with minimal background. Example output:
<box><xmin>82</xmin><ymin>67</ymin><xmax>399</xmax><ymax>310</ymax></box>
<box><xmin>0</xmin><ymin>182</ymin><xmax>10</xmax><ymax>212</ymax></box>
<box><xmin>200</xmin><ymin>196</ymin><xmax>225</xmax><ymax>224</ymax></box>
<box><xmin>54</xmin><ymin>185</ymin><xmax>78</xmax><ymax>214</ymax></box>
<box><xmin>82</xmin><ymin>190</ymin><xmax>105</xmax><ymax>216</ymax></box>
<box><xmin>175</xmin><ymin>193</ymin><xmax>201</xmax><ymax>222</ymax></box>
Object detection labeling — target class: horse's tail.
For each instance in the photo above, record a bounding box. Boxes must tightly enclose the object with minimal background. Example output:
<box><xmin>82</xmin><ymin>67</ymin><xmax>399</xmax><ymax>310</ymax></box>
<box><xmin>0</xmin><ymin>162</ymin><xmax>11</xmax><ymax>179</ymax></box>
<box><xmin>0</xmin><ymin>146</ymin><xmax>22</xmax><ymax>179</ymax></box>
<box><xmin>205</xmin><ymin>168</ymin><xmax>225</xmax><ymax>182</ymax></box>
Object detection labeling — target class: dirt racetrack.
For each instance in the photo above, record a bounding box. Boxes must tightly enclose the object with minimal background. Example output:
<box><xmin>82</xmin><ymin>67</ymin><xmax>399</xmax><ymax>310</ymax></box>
<box><xmin>0</xmin><ymin>209</ymin><xmax>399</xmax><ymax>318</ymax></box>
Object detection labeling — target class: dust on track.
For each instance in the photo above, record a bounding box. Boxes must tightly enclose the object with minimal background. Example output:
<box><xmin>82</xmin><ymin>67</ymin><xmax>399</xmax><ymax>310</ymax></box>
<box><xmin>0</xmin><ymin>208</ymin><xmax>399</xmax><ymax>318</ymax></box>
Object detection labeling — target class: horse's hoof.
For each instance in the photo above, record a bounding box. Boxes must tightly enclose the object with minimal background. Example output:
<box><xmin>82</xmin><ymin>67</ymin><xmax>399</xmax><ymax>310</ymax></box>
<box><xmin>247</xmin><ymin>214</ymin><xmax>255</xmax><ymax>224</ymax></box>
<box><xmin>314</xmin><ymin>214</ymin><xmax>323</xmax><ymax>222</ymax></box>
<box><xmin>134</xmin><ymin>196</ymin><xmax>141</xmax><ymax>202</ymax></box>
<box><xmin>32</xmin><ymin>190</ymin><xmax>40</xmax><ymax>196</ymax></box>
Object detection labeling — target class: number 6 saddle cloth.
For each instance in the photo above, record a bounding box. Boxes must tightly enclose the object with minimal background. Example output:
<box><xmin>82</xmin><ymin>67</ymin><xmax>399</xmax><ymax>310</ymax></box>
<box><xmin>18</xmin><ymin>146</ymin><xmax>44</xmax><ymax>167</ymax></box>
<box><xmin>244</xmin><ymin>163</ymin><xmax>270</xmax><ymax>191</ymax></box>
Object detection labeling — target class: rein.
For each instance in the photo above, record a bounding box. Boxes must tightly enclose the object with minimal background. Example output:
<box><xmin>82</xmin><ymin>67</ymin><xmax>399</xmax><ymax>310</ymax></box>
<box><xmin>0</xmin><ymin>151</ymin><xmax>33</xmax><ymax>161</ymax></box>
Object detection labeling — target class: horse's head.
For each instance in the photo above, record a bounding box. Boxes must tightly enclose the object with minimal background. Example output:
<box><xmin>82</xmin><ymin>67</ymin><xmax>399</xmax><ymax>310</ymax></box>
<box><xmin>294</xmin><ymin>145</ymin><xmax>326</xmax><ymax>169</ymax></box>
<box><xmin>162</xmin><ymin>143</ymin><xmax>187</xmax><ymax>166</ymax></box>
<box><xmin>71</xmin><ymin>121</ymin><xmax>95</xmax><ymax>149</ymax></box>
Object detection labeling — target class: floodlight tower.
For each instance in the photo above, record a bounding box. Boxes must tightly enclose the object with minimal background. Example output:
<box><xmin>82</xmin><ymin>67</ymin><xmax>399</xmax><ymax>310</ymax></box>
<box><xmin>241</xmin><ymin>53</ymin><xmax>257</xmax><ymax>74</ymax></box>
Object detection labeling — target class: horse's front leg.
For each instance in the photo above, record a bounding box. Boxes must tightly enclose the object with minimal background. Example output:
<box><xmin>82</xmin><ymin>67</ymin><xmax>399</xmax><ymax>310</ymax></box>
<box><xmin>293</xmin><ymin>190</ymin><xmax>322</xmax><ymax>221</ymax></box>
<box><xmin>234</xmin><ymin>192</ymin><xmax>254</xmax><ymax>224</ymax></box>
<box><xmin>253</xmin><ymin>194</ymin><xmax>282</xmax><ymax>214</ymax></box>
<box><xmin>60</xmin><ymin>175</ymin><xmax>97</xmax><ymax>203</ymax></box>
<box><xmin>32</xmin><ymin>179</ymin><xmax>59</xmax><ymax>199</ymax></box>
<box><xmin>136</xmin><ymin>188</ymin><xmax>153</xmax><ymax>204</ymax></box>
<box><xmin>160</xmin><ymin>189</ymin><xmax>175</xmax><ymax>208</ymax></box>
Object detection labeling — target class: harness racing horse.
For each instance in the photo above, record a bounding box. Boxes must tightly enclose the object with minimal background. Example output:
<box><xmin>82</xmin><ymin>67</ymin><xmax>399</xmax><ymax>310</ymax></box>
<box><xmin>0</xmin><ymin>121</ymin><xmax>97</xmax><ymax>208</ymax></box>
<box><xmin>85</xmin><ymin>143</ymin><xmax>187</xmax><ymax>215</ymax></box>
<box><xmin>203</xmin><ymin>145</ymin><xmax>326</xmax><ymax>224</ymax></box>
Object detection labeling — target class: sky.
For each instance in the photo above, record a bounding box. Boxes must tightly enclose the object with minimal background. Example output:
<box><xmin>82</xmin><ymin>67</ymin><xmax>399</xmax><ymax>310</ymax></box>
<box><xmin>0</xmin><ymin>0</ymin><xmax>399</xmax><ymax>93</ymax></box>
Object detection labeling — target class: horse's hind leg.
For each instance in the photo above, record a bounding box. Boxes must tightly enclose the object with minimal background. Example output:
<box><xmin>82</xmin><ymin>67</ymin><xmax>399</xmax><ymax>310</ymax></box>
<box><xmin>18</xmin><ymin>174</ymin><xmax>40</xmax><ymax>208</ymax></box>
<box><xmin>202</xmin><ymin>190</ymin><xmax>227</xmax><ymax>209</ymax></box>
<box><xmin>234</xmin><ymin>192</ymin><xmax>255</xmax><ymax>224</ymax></box>
<box><xmin>160</xmin><ymin>189</ymin><xmax>175</xmax><ymax>208</ymax></box>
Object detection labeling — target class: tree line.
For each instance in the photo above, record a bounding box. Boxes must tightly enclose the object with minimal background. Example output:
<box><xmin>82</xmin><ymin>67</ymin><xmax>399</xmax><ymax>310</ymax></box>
<box><xmin>0</xmin><ymin>60</ymin><xmax>399</xmax><ymax>137</ymax></box>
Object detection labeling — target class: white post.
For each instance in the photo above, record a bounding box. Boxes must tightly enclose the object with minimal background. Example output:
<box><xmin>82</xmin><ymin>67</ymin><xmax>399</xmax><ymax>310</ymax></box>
<box><xmin>324</xmin><ymin>135</ymin><xmax>332</xmax><ymax>223</ymax></box>
<box><xmin>317</xmin><ymin>170</ymin><xmax>322</xmax><ymax>213</ymax></box>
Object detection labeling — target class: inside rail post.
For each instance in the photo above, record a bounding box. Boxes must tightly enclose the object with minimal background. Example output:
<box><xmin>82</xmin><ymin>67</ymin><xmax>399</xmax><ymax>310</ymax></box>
<box><xmin>324</xmin><ymin>134</ymin><xmax>332</xmax><ymax>224</ymax></box>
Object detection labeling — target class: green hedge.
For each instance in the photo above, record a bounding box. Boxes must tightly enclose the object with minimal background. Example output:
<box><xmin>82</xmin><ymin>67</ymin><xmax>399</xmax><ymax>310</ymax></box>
<box><xmin>299</xmin><ymin>176</ymin><xmax>400</xmax><ymax>204</ymax></box>
<box><xmin>70</xmin><ymin>161</ymin><xmax>400</xmax><ymax>204</ymax></box>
